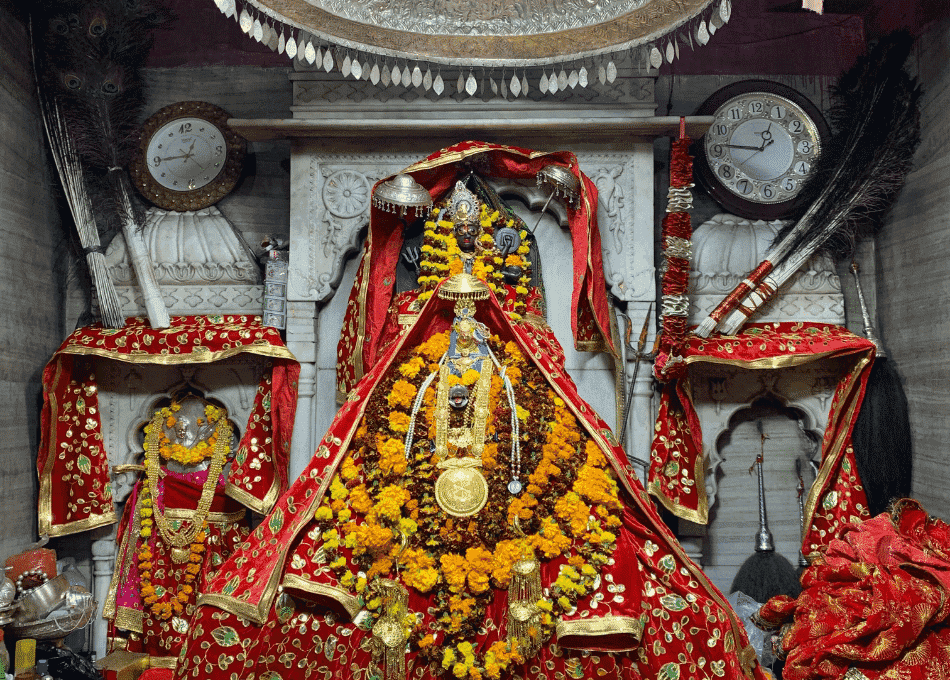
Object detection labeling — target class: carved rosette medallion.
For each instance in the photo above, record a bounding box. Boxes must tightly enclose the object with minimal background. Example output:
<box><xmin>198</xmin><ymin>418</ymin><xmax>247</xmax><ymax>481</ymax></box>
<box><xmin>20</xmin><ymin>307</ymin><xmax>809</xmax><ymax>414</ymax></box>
<box><xmin>323</xmin><ymin>170</ymin><xmax>371</xmax><ymax>219</ymax></box>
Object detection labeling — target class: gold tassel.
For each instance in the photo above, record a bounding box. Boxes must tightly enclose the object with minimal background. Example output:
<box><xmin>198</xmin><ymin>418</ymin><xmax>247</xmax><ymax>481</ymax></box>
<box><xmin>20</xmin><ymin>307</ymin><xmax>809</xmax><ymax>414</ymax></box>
<box><xmin>507</xmin><ymin>556</ymin><xmax>543</xmax><ymax>658</ymax></box>
<box><xmin>371</xmin><ymin>579</ymin><xmax>409</xmax><ymax>680</ymax></box>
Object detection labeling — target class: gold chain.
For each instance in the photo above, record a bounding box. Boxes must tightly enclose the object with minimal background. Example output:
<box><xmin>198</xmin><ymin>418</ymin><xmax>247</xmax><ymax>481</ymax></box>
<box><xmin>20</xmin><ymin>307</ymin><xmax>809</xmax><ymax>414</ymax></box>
<box><xmin>435</xmin><ymin>357</ymin><xmax>494</xmax><ymax>461</ymax></box>
<box><xmin>144</xmin><ymin>412</ymin><xmax>232</xmax><ymax>548</ymax></box>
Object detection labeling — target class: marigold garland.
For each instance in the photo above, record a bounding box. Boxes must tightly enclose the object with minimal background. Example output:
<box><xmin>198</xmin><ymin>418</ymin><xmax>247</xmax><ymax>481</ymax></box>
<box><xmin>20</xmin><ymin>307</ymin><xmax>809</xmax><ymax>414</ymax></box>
<box><xmin>311</xmin><ymin>330</ymin><xmax>621</xmax><ymax>679</ymax></box>
<box><xmin>137</xmin><ymin>477</ymin><xmax>207</xmax><ymax>621</ymax></box>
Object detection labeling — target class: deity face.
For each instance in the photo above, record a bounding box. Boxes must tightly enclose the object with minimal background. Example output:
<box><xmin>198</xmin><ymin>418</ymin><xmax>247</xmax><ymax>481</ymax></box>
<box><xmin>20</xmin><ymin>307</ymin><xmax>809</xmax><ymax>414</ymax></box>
<box><xmin>174</xmin><ymin>416</ymin><xmax>196</xmax><ymax>447</ymax></box>
<box><xmin>448</xmin><ymin>384</ymin><xmax>469</xmax><ymax>410</ymax></box>
<box><xmin>453</xmin><ymin>211</ymin><xmax>480</xmax><ymax>253</ymax></box>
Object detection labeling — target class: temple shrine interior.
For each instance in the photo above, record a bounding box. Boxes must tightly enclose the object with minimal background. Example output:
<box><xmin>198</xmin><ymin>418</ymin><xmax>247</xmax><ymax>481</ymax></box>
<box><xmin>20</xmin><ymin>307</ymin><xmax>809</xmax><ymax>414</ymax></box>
<box><xmin>1</xmin><ymin>0</ymin><xmax>949</xmax><ymax>679</ymax></box>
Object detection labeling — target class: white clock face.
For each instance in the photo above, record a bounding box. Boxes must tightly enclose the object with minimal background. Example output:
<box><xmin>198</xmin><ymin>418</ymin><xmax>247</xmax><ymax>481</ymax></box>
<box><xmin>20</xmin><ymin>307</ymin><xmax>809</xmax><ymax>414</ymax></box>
<box><xmin>145</xmin><ymin>117</ymin><xmax>227</xmax><ymax>192</ymax></box>
<box><xmin>704</xmin><ymin>93</ymin><xmax>821</xmax><ymax>205</ymax></box>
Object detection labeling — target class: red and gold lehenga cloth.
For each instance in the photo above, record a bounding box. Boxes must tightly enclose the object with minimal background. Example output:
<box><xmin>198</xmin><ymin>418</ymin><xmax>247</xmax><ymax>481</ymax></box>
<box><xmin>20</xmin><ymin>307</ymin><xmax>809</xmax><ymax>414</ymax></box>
<box><xmin>758</xmin><ymin>499</ymin><xmax>950</xmax><ymax>680</ymax></box>
<box><xmin>35</xmin><ymin>315</ymin><xmax>299</xmax><ymax>661</ymax></box>
<box><xmin>336</xmin><ymin>141</ymin><xmax>617</xmax><ymax>400</ymax></box>
<box><xmin>174</xmin><ymin>285</ymin><xmax>767</xmax><ymax>680</ymax></box>
<box><xmin>649</xmin><ymin>323</ymin><xmax>877</xmax><ymax>553</ymax></box>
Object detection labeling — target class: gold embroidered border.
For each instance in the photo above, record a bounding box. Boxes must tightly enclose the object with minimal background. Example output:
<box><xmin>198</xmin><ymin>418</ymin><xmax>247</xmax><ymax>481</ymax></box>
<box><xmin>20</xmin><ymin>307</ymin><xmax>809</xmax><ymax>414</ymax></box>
<box><xmin>803</xmin><ymin>352</ymin><xmax>872</xmax><ymax>532</ymax></box>
<box><xmin>113</xmin><ymin>606</ymin><xmax>144</xmax><ymax>634</ymax></box>
<box><xmin>103</xmin><ymin>499</ymin><xmax>142</xmax><ymax>622</ymax></box>
<box><xmin>55</xmin><ymin>343</ymin><xmax>294</xmax><ymax>366</ymax></box>
<box><xmin>42</xmin><ymin>510</ymin><xmax>118</xmax><ymax>538</ymax></box>
<box><xmin>282</xmin><ymin>574</ymin><xmax>362</xmax><ymax>619</ymax></box>
<box><xmin>225</xmin><ymin>481</ymin><xmax>279</xmax><ymax>516</ymax></box>
<box><xmin>149</xmin><ymin>656</ymin><xmax>178</xmax><ymax>670</ymax></box>
<box><xmin>556</xmin><ymin>615</ymin><xmax>644</xmax><ymax>651</ymax></box>
<box><xmin>164</xmin><ymin>508</ymin><xmax>246</xmax><ymax>525</ymax></box>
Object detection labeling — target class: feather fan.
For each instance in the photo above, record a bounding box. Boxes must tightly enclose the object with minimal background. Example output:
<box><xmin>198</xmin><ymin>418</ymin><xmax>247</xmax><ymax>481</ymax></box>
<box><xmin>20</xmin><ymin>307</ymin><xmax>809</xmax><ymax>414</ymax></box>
<box><xmin>31</xmin><ymin>0</ymin><xmax>173</xmax><ymax>328</ymax></box>
<box><xmin>695</xmin><ymin>32</ymin><xmax>921</xmax><ymax>337</ymax></box>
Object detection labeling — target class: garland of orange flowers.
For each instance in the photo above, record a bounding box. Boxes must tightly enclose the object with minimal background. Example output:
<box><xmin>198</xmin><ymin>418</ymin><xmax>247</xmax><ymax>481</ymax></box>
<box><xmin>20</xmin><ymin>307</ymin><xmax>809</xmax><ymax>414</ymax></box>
<box><xmin>312</xmin><ymin>330</ymin><xmax>622</xmax><ymax>679</ymax></box>
<box><xmin>137</xmin><ymin>477</ymin><xmax>207</xmax><ymax>621</ymax></box>
<box><xmin>417</xmin><ymin>202</ymin><xmax>532</xmax><ymax>320</ymax></box>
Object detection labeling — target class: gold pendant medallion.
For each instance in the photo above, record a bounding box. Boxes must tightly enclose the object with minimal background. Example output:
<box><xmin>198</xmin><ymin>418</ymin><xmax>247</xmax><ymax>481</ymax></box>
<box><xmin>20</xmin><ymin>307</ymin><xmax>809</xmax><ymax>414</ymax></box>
<box><xmin>170</xmin><ymin>547</ymin><xmax>191</xmax><ymax>563</ymax></box>
<box><xmin>434</xmin><ymin>461</ymin><xmax>489</xmax><ymax>517</ymax></box>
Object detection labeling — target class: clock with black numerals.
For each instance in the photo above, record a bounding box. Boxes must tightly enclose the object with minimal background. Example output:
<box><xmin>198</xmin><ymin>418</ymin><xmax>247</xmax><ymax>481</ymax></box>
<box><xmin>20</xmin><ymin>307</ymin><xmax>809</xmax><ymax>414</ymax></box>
<box><xmin>130</xmin><ymin>101</ymin><xmax>246</xmax><ymax>212</ymax></box>
<box><xmin>694</xmin><ymin>80</ymin><xmax>829</xmax><ymax>220</ymax></box>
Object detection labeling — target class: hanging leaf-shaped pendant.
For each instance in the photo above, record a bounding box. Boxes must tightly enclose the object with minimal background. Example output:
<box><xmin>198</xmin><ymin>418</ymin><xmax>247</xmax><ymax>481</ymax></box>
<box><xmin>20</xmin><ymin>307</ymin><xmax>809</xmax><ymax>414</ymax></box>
<box><xmin>412</xmin><ymin>65</ymin><xmax>423</xmax><ymax>88</ymax></box>
<box><xmin>697</xmin><ymin>20</ymin><xmax>710</xmax><ymax>45</ymax></box>
<box><xmin>341</xmin><ymin>54</ymin><xmax>351</xmax><ymax>77</ymax></box>
<box><xmin>568</xmin><ymin>69</ymin><xmax>578</xmax><ymax>89</ymax></box>
<box><xmin>465</xmin><ymin>72</ymin><xmax>477</xmax><ymax>96</ymax></box>
<box><xmin>423</xmin><ymin>68</ymin><xmax>432</xmax><ymax>91</ymax></box>
<box><xmin>239</xmin><ymin>9</ymin><xmax>252</xmax><ymax>34</ymax></box>
<box><xmin>402</xmin><ymin>64</ymin><xmax>411</xmax><ymax>86</ymax></box>
<box><xmin>382</xmin><ymin>62</ymin><xmax>391</xmax><ymax>86</ymax></box>
<box><xmin>351</xmin><ymin>57</ymin><xmax>362</xmax><ymax>80</ymax></box>
<box><xmin>650</xmin><ymin>46</ymin><xmax>663</xmax><ymax>69</ymax></box>
<box><xmin>392</xmin><ymin>64</ymin><xmax>402</xmax><ymax>86</ymax></box>
<box><xmin>606</xmin><ymin>60</ymin><xmax>617</xmax><ymax>83</ymax></box>
<box><xmin>305</xmin><ymin>41</ymin><xmax>317</xmax><ymax>65</ymax></box>
<box><xmin>579</xmin><ymin>66</ymin><xmax>588</xmax><ymax>87</ymax></box>
<box><xmin>457</xmin><ymin>72</ymin><xmax>466</xmax><ymax>93</ymax></box>
<box><xmin>371</xmin><ymin>63</ymin><xmax>380</xmax><ymax>85</ymax></box>
<box><xmin>557</xmin><ymin>68</ymin><xmax>568</xmax><ymax>90</ymax></box>
<box><xmin>665</xmin><ymin>40</ymin><xmax>675</xmax><ymax>64</ymax></box>
<box><xmin>597</xmin><ymin>64</ymin><xmax>606</xmax><ymax>85</ymax></box>
<box><xmin>510</xmin><ymin>73</ymin><xmax>521</xmax><ymax>97</ymax></box>
<box><xmin>253</xmin><ymin>17</ymin><xmax>263</xmax><ymax>42</ymax></box>
<box><xmin>433</xmin><ymin>72</ymin><xmax>444</xmax><ymax>95</ymax></box>
<box><xmin>521</xmin><ymin>73</ymin><xmax>529</xmax><ymax>96</ymax></box>
<box><xmin>286</xmin><ymin>34</ymin><xmax>298</xmax><ymax>59</ymax></box>
<box><xmin>277</xmin><ymin>30</ymin><xmax>286</xmax><ymax>54</ymax></box>
<box><xmin>490</xmin><ymin>77</ymin><xmax>498</xmax><ymax>95</ymax></box>
<box><xmin>323</xmin><ymin>48</ymin><xmax>334</xmax><ymax>72</ymax></box>
<box><xmin>721</xmin><ymin>0</ymin><xmax>732</xmax><ymax>23</ymax></box>
<box><xmin>539</xmin><ymin>71</ymin><xmax>549</xmax><ymax>92</ymax></box>
<box><xmin>500</xmin><ymin>76</ymin><xmax>507</xmax><ymax>99</ymax></box>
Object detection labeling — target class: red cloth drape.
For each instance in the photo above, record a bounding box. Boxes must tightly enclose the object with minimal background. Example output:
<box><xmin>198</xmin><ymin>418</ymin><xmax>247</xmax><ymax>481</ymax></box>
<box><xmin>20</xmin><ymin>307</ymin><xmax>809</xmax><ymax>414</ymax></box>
<box><xmin>649</xmin><ymin>323</ymin><xmax>876</xmax><ymax>551</ymax></box>
<box><xmin>336</xmin><ymin>141</ymin><xmax>617</xmax><ymax>398</ymax></box>
<box><xmin>37</xmin><ymin>315</ymin><xmax>299</xmax><ymax>537</ymax></box>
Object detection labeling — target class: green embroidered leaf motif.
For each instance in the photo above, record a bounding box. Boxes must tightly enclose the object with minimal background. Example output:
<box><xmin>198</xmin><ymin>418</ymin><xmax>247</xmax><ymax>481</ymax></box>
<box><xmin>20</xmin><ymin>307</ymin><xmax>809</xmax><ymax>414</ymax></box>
<box><xmin>222</xmin><ymin>575</ymin><xmax>240</xmax><ymax>596</ymax></box>
<box><xmin>211</xmin><ymin>626</ymin><xmax>241</xmax><ymax>647</ymax></box>
<box><xmin>235</xmin><ymin>446</ymin><xmax>248</xmax><ymax>465</ymax></box>
<box><xmin>76</xmin><ymin>397</ymin><xmax>86</xmax><ymax>414</ymax></box>
<box><xmin>154</xmin><ymin>586</ymin><xmax>166</xmax><ymax>598</ymax></box>
<box><xmin>77</xmin><ymin>455</ymin><xmax>91</xmax><ymax>475</ymax></box>
<box><xmin>657</xmin><ymin>663</ymin><xmax>681</xmax><ymax>680</ymax></box>
<box><xmin>660</xmin><ymin>594</ymin><xmax>687</xmax><ymax>612</ymax></box>
<box><xmin>103</xmin><ymin>483</ymin><xmax>113</xmax><ymax>500</ymax></box>
<box><xmin>269</xmin><ymin>507</ymin><xmax>285</xmax><ymax>534</ymax></box>
<box><xmin>658</xmin><ymin>554</ymin><xmax>676</xmax><ymax>573</ymax></box>
<box><xmin>275</xmin><ymin>593</ymin><xmax>295</xmax><ymax>624</ymax></box>
<box><xmin>259</xmin><ymin>672</ymin><xmax>283</xmax><ymax>680</ymax></box>
<box><xmin>263</xmin><ymin>394</ymin><xmax>272</xmax><ymax>410</ymax></box>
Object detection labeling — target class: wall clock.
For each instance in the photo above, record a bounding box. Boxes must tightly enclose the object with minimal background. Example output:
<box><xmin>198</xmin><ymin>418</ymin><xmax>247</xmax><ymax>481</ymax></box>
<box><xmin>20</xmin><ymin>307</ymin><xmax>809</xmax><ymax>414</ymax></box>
<box><xmin>694</xmin><ymin>80</ymin><xmax>829</xmax><ymax>220</ymax></box>
<box><xmin>130</xmin><ymin>101</ymin><xmax>246</xmax><ymax>212</ymax></box>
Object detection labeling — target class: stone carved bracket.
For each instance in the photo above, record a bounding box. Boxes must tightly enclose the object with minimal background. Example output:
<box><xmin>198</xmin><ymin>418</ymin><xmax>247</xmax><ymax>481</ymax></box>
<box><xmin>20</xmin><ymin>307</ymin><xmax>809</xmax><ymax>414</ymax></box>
<box><xmin>289</xmin><ymin>149</ymin><xmax>655</xmax><ymax>303</ymax></box>
<box><xmin>290</xmin><ymin>152</ymin><xmax>422</xmax><ymax>301</ymax></box>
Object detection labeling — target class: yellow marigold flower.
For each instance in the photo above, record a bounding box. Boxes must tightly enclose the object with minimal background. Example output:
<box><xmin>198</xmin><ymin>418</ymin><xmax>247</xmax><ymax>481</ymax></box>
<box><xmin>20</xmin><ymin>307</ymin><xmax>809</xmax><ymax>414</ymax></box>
<box><xmin>388</xmin><ymin>410</ymin><xmax>411</xmax><ymax>434</ymax></box>
<box><xmin>314</xmin><ymin>505</ymin><xmax>333</xmax><ymax>521</ymax></box>
<box><xmin>398</xmin><ymin>517</ymin><xmax>418</xmax><ymax>536</ymax></box>
<box><xmin>419</xmin><ymin>332</ymin><xmax>450</xmax><ymax>362</ymax></box>
<box><xmin>460</xmin><ymin>369</ymin><xmax>480</xmax><ymax>386</ymax></box>
<box><xmin>516</xmin><ymin>405</ymin><xmax>529</xmax><ymax>421</ymax></box>
<box><xmin>515</xmin><ymin>286</ymin><xmax>529</xmax><ymax>296</ymax></box>
<box><xmin>375</xmin><ymin>485</ymin><xmax>410</xmax><ymax>521</ymax></box>
<box><xmin>557</xmin><ymin>596</ymin><xmax>572</xmax><ymax>610</ymax></box>
<box><xmin>329</xmin><ymin>557</ymin><xmax>346</xmax><ymax>570</ymax></box>
<box><xmin>440</xmin><ymin>553</ymin><xmax>469</xmax><ymax>593</ymax></box>
<box><xmin>453</xmin><ymin>664</ymin><xmax>468</xmax><ymax>679</ymax></box>
<box><xmin>398</xmin><ymin>356</ymin><xmax>426</xmax><ymax>379</ymax></box>
<box><xmin>387</xmin><ymin>380</ymin><xmax>418</xmax><ymax>410</ymax></box>
<box><xmin>330</xmin><ymin>477</ymin><xmax>348</xmax><ymax>501</ymax></box>
<box><xmin>340</xmin><ymin>571</ymin><xmax>356</xmax><ymax>589</ymax></box>
<box><xmin>442</xmin><ymin>648</ymin><xmax>456</xmax><ymax>669</ymax></box>
<box><xmin>490</xmin><ymin>540</ymin><xmax>523</xmax><ymax>587</ymax></box>
<box><xmin>349</xmin><ymin>485</ymin><xmax>374</xmax><ymax>514</ymax></box>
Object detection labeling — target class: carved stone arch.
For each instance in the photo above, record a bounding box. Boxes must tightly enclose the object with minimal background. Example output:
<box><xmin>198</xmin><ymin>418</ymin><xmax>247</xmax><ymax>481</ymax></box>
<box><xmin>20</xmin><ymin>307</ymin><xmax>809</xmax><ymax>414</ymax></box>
<box><xmin>486</xmin><ymin>178</ymin><xmax>571</xmax><ymax>229</ymax></box>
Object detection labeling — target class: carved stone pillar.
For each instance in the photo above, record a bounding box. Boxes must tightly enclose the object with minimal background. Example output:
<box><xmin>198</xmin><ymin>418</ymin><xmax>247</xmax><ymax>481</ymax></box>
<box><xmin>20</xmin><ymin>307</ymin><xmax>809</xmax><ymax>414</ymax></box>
<box><xmin>91</xmin><ymin>525</ymin><xmax>117</xmax><ymax>659</ymax></box>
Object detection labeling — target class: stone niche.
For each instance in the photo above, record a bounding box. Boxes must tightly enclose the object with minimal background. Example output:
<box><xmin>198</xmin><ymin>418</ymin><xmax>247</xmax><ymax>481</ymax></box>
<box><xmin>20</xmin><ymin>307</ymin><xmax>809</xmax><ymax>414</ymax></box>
<box><xmin>681</xmin><ymin>213</ymin><xmax>847</xmax><ymax>596</ymax></box>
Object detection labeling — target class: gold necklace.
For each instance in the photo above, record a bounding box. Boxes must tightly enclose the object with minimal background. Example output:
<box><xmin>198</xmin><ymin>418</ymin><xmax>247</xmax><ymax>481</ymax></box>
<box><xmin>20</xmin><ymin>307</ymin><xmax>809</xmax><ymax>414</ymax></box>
<box><xmin>144</xmin><ymin>412</ymin><xmax>231</xmax><ymax>561</ymax></box>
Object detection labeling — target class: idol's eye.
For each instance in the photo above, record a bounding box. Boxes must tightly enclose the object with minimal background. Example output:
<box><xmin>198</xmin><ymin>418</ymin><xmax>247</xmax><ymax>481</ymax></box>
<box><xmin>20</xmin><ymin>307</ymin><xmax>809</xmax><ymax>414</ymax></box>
<box><xmin>102</xmin><ymin>81</ymin><xmax>119</xmax><ymax>95</ymax></box>
<box><xmin>64</xmin><ymin>74</ymin><xmax>82</xmax><ymax>90</ymax></box>
<box><xmin>89</xmin><ymin>13</ymin><xmax>108</xmax><ymax>37</ymax></box>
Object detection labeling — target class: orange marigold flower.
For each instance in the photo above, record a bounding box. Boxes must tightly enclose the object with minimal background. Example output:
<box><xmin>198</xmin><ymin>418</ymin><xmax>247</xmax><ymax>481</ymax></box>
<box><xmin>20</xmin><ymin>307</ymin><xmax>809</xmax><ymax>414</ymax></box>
<box><xmin>388</xmin><ymin>411</ymin><xmax>411</xmax><ymax>434</ymax></box>
<box><xmin>349</xmin><ymin>485</ymin><xmax>374</xmax><ymax>515</ymax></box>
<box><xmin>387</xmin><ymin>380</ymin><xmax>418</xmax><ymax>410</ymax></box>
<box><xmin>440</xmin><ymin>553</ymin><xmax>469</xmax><ymax>593</ymax></box>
